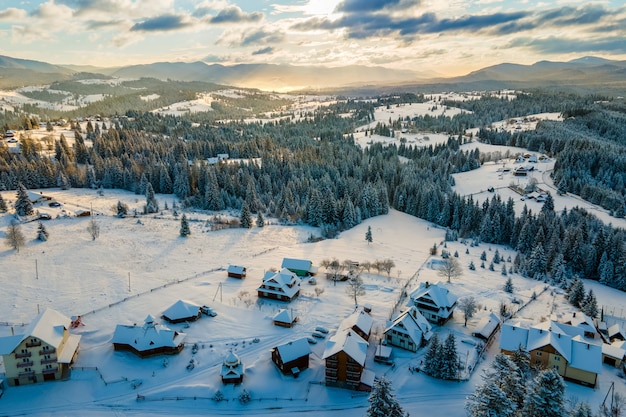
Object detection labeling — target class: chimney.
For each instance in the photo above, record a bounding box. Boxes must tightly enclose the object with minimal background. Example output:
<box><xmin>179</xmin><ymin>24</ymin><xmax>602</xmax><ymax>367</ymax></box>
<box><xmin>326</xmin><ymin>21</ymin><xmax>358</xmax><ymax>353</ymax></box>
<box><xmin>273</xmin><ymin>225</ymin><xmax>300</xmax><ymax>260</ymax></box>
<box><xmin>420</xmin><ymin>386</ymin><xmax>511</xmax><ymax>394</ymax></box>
<box><xmin>425</xmin><ymin>281</ymin><xmax>430</xmax><ymax>288</ymax></box>
<box><xmin>573</xmin><ymin>312</ymin><xmax>576</xmax><ymax>317</ymax></box>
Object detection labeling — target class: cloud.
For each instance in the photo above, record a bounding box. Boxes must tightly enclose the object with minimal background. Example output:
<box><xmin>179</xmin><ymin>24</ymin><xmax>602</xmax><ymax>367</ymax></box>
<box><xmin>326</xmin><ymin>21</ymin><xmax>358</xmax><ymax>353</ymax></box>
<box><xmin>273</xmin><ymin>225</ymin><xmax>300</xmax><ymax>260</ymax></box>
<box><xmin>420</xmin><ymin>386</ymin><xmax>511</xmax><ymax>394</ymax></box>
<box><xmin>335</xmin><ymin>0</ymin><xmax>419</xmax><ymax>13</ymax></box>
<box><xmin>130</xmin><ymin>14</ymin><xmax>192</xmax><ymax>32</ymax></box>
<box><xmin>86</xmin><ymin>19</ymin><xmax>127</xmax><ymax>30</ymax></box>
<box><xmin>202</xmin><ymin>54</ymin><xmax>228</xmax><ymax>63</ymax></box>
<box><xmin>537</xmin><ymin>4</ymin><xmax>610</xmax><ymax>26</ymax></box>
<box><xmin>30</xmin><ymin>1</ymin><xmax>73</xmax><ymax>20</ymax></box>
<box><xmin>507</xmin><ymin>36</ymin><xmax>626</xmax><ymax>54</ymax></box>
<box><xmin>252</xmin><ymin>46</ymin><xmax>275</xmax><ymax>55</ymax></box>
<box><xmin>209</xmin><ymin>6</ymin><xmax>263</xmax><ymax>24</ymax></box>
<box><xmin>240</xmin><ymin>28</ymin><xmax>285</xmax><ymax>47</ymax></box>
<box><xmin>0</xmin><ymin>8</ymin><xmax>28</xmax><ymax>21</ymax></box>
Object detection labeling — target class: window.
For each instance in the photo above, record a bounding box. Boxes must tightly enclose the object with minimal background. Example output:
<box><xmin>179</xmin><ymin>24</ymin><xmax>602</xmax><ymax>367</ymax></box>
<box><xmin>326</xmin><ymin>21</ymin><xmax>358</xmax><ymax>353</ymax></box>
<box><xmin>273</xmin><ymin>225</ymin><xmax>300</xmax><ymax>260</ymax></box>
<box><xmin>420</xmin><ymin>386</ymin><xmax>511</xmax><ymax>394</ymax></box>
<box><xmin>555</xmin><ymin>356</ymin><xmax>560</xmax><ymax>361</ymax></box>
<box><xmin>536</xmin><ymin>352</ymin><xmax>542</xmax><ymax>357</ymax></box>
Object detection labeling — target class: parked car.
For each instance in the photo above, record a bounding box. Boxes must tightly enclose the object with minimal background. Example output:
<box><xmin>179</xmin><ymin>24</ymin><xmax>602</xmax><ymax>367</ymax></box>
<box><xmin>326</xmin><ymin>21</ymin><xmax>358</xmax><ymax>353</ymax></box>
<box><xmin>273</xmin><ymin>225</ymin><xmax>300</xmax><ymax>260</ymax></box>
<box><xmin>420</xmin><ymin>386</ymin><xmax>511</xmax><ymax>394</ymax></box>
<box><xmin>312</xmin><ymin>331</ymin><xmax>325</xmax><ymax>339</ymax></box>
<box><xmin>315</xmin><ymin>326</ymin><xmax>329</xmax><ymax>334</ymax></box>
<box><xmin>49</xmin><ymin>202</ymin><xmax>62</xmax><ymax>207</ymax></box>
<box><xmin>307</xmin><ymin>337</ymin><xmax>317</xmax><ymax>345</ymax></box>
<box><xmin>201</xmin><ymin>305</ymin><xmax>217</xmax><ymax>317</ymax></box>
<box><xmin>38</xmin><ymin>213</ymin><xmax>52</xmax><ymax>220</ymax></box>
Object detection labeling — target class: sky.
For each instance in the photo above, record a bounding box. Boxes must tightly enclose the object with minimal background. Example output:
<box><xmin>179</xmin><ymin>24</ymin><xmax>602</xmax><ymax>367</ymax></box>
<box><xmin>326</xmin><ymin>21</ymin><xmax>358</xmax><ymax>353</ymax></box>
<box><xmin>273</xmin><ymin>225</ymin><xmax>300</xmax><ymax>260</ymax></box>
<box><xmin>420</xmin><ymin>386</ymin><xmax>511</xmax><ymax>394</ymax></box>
<box><xmin>0</xmin><ymin>0</ymin><xmax>625</xmax><ymax>76</ymax></box>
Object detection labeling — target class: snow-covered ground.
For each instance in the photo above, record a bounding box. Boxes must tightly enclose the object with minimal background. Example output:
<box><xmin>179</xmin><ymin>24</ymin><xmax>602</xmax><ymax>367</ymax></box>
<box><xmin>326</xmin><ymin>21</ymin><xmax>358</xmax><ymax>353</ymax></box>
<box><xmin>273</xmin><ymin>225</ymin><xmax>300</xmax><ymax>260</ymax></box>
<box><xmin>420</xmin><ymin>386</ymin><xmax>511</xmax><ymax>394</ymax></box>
<box><xmin>1</xmin><ymin>187</ymin><xmax>625</xmax><ymax>417</ymax></box>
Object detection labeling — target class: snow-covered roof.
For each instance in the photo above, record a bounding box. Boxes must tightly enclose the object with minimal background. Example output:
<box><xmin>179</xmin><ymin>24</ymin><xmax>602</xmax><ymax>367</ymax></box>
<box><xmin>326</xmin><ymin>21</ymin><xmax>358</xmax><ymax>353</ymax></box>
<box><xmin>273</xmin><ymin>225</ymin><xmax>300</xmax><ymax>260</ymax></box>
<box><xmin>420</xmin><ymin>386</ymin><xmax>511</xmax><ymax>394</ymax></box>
<box><xmin>499</xmin><ymin>322</ymin><xmax>529</xmax><ymax>352</ymax></box>
<box><xmin>602</xmin><ymin>341</ymin><xmax>626</xmax><ymax>360</ymax></box>
<box><xmin>111</xmin><ymin>316</ymin><xmax>185</xmax><ymax>352</ymax></box>
<box><xmin>472</xmin><ymin>312</ymin><xmax>501</xmax><ymax>339</ymax></box>
<box><xmin>281</xmin><ymin>258</ymin><xmax>312</xmax><ymax>272</ymax></box>
<box><xmin>527</xmin><ymin>326</ymin><xmax>572</xmax><ymax>362</ymax></box>
<box><xmin>408</xmin><ymin>281</ymin><xmax>457</xmax><ymax>310</ymax></box>
<box><xmin>322</xmin><ymin>329</ymin><xmax>369</xmax><ymax>366</ymax></box>
<box><xmin>569</xmin><ymin>336</ymin><xmax>603</xmax><ymax>374</ymax></box>
<box><xmin>275</xmin><ymin>338</ymin><xmax>310</xmax><ymax>363</ymax></box>
<box><xmin>342</xmin><ymin>308</ymin><xmax>373</xmax><ymax>336</ymax></box>
<box><xmin>57</xmin><ymin>334</ymin><xmax>81</xmax><ymax>364</ymax></box>
<box><xmin>0</xmin><ymin>308</ymin><xmax>71</xmax><ymax>355</ymax></box>
<box><xmin>273</xmin><ymin>308</ymin><xmax>297</xmax><ymax>324</ymax></box>
<box><xmin>258</xmin><ymin>268</ymin><xmax>300</xmax><ymax>298</ymax></box>
<box><xmin>385</xmin><ymin>306</ymin><xmax>432</xmax><ymax>344</ymax></box>
<box><xmin>553</xmin><ymin>312</ymin><xmax>596</xmax><ymax>334</ymax></box>
<box><xmin>227</xmin><ymin>265</ymin><xmax>246</xmax><ymax>274</ymax></box>
<box><xmin>608</xmin><ymin>323</ymin><xmax>624</xmax><ymax>339</ymax></box>
<box><xmin>221</xmin><ymin>351</ymin><xmax>243</xmax><ymax>378</ymax></box>
<box><xmin>360</xmin><ymin>369</ymin><xmax>376</xmax><ymax>388</ymax></box>
<box><xmin>162</xmin><ymin>300</ymin><xmax>200</xmax><ymax>321</ymax></box>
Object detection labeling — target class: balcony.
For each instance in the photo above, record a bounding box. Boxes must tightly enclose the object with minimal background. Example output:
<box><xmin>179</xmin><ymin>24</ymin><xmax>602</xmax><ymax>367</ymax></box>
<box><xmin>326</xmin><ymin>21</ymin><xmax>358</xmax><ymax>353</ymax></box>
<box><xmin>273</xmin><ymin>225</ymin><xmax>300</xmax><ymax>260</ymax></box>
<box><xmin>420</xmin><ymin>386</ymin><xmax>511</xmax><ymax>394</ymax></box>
<box><xmin>39</xmin><ymin>348</ymin><xmax>56</xmax><ymax>355</ymax></box>
<box><xmin>17</xmin><ymin>361</ymin><xmax>34</xmax><ymax>368</ymax></box>
<box><xmin>15</xmin><ymin>351</ymin><xmax>32</xmax><ymax>359</ymax></box>
<box><xmin>41</xmin><ymin>358</ymin><xmax>57</xmax><ymax>365</ymax></box>
<box><xmin>26</xmin><ymin>340</ymin><xmax>42</xmax><ymax>348</ymax></box>
<box><xmin>42</xmin><ymin>368</ymin><xmax>58</xmax><ymax>374</ymax></box>
<box><xmin>18</xmin><ymin>371</ymin><xmax>35</xmax><ymax>378</ymax></box>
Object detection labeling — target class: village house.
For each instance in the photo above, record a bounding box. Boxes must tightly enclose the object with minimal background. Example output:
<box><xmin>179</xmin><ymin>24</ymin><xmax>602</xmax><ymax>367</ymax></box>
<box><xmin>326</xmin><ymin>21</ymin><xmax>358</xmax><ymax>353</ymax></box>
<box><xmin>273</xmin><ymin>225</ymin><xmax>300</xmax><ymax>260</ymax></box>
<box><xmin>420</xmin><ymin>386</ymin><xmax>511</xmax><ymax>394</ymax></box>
<box><xmin>257</xmin><ymin>268</ymin><xmax>301</xmax><ymax>302</ymax></box>
<box><xmin>608</xmin><ymin>323</ymin><xmax>625</xmax><ymax>342</ymax></box>
<box><xmin>0</xmin><ymin>308</ymin><xmax>81</xmax><ymax>386</ymax></box>
<box><xmin>384</xmin><ymin>306</ymin><xmax>432</xmax><ymax>352</ymax></box>
<box><xmin>272</xmin><ymin>309</ymin><xmax>298</xmax><ymax>328</ymax></box>
<box><xmin>602</xmin><ymin>340</ymin><xmax>625</xmax><ymax>369</ymax></box>
<box><xmin>161</xmin><ymin>300</ymin><xmax>201</xmax><ymax>324</ymax></box>
<box><xmin>221</xmin><ymin>351</ymin><xmax>244</xmax><ymax>384</ymax></box>
<box><xmin>227</xmin><ymin>265</ymin><xmax>247</xmax><ymax>279</ymax></box>
<box><xmin>554</xmin><ymin>311</ymin><xmax>597</xmax><ymax>339</ymax></box>
<box><xmin>500</xmin><ymin>320</ymin><xmax>602</xmax><ymax>387</ymax></box>
<box><xmin>322</xmin><ymin>329</ymin><xmax>373</xmax><ymax>391</ymax></box>
<box><xmin>472</xmin><ymin>312</ymin><xmax>501</xmax><ymax>343</ymax></box>
<box><xmin>281</xmin><ymin>258</ymin><xmax>318</xmax><ymax>277</ymax></box>
<box><xmin>408</xmin><ymin>281</ymin><xmax>458</xmax><ymax>325</ymax></box>
<box><xmin>271</xmin><ymin>338</ymin><xmax>311</xmax><ymax>376</ymax></box>
<box><xmin>111</xmin><ymin>315</ymin><xmax>186</xmax><ymax>358</ymax></box>
<box><xmin>341</xmin><ymin>307</ymin><xmax>374</xmax><ymax>341</ymax></box>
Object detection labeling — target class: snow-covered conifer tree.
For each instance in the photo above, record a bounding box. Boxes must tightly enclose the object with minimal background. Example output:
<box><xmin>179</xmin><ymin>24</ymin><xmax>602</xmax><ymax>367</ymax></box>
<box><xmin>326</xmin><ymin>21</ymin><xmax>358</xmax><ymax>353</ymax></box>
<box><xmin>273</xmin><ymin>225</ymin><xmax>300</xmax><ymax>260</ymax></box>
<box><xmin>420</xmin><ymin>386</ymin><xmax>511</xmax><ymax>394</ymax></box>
<box><xmin>366</xmin><ymin>376</ymin><xmax>407</xmax><ymax>417</ymax></box>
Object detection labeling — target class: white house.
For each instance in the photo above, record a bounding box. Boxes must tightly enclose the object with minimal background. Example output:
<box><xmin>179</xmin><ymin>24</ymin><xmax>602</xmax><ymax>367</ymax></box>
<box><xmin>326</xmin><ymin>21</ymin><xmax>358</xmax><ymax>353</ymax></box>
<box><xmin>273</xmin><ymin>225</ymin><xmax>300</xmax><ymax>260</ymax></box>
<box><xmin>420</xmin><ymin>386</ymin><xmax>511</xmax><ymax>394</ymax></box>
<box><xmin>384</xmin><ymin>306</ymin><xmax>432</xmax><ymax>352</ymax></box>
<box><xmin>408</xmin><ymin>281</ymin><xmax>458</xmax><ymax>325</ymax></box>
<box><xmin>111</xmin><ymin>315</ymin><xmax>185</xmax><ymax>358</ymax></box>
<box><xmin>161</xmin><ymin>300</ymin><xmax>201</xmax><ymax>324</ymax></box>
<box><xmin>257</xmin><ymin>268</ymin><xmax>300</xmax><ymax>302</ymax></box>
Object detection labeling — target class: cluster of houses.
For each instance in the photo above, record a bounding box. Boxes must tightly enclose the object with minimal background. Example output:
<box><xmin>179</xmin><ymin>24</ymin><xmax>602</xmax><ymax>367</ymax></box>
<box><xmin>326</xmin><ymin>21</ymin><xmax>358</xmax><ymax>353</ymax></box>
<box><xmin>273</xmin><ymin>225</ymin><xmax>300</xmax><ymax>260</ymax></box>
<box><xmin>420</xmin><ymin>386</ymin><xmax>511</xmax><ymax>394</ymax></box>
<box><xmin>2</xmin><ymin>267</ymin><xmax>625</xmax><ymax>394</ymax></box>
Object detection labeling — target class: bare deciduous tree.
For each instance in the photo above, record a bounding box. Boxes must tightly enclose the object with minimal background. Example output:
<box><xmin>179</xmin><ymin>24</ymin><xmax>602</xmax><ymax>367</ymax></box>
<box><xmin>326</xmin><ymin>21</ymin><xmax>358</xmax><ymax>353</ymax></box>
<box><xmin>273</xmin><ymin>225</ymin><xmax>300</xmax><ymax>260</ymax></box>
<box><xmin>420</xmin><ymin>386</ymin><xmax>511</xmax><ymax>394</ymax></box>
<box><xmin>346</xmin><ymin>274</ymin><xmax>366</xmax><ymax>307</ymax></box>
<box><xmin>437</xmin><ymin>257</ymin><xmax>462</xmax><ymax>283</ymax></box>
<box><xmin>6</xmin><ymin>221</ymin><xmax>25</xmax><ymax>252</ymax></box>
<box><xmin>457</xmin><ymin>296</ymin><xmax>478</xmax><ymax>326</ymax></box>
<box><xmin>87</xmin><ymin>218</ymin><xmax>100</xmax><ymax>240</ymax></box>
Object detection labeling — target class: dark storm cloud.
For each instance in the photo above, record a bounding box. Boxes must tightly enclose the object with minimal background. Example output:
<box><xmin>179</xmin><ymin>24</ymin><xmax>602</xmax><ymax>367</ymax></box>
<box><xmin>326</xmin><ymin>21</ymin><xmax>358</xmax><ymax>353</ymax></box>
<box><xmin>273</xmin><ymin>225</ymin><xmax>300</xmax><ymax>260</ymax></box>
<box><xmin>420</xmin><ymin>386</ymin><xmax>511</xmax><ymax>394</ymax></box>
<box><xmin>209</xmin><ymin>6</ymin><xmax>263</xmax><ymax>24</ymax></box>
<box><xmin>130</xmin><ymin>15</ymin><xmax>191</xmax><ymax>32</ymax></box>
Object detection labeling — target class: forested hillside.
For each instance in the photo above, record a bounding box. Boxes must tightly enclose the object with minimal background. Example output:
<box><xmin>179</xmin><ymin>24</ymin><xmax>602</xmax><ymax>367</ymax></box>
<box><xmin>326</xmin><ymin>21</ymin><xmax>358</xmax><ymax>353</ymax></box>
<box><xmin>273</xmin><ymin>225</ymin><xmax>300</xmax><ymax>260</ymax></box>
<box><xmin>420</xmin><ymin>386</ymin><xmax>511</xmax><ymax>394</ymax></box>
<box><xmin>1</xmin><ymin>91</ymin><xmax>625</xmax><ymax>292</ymax></box>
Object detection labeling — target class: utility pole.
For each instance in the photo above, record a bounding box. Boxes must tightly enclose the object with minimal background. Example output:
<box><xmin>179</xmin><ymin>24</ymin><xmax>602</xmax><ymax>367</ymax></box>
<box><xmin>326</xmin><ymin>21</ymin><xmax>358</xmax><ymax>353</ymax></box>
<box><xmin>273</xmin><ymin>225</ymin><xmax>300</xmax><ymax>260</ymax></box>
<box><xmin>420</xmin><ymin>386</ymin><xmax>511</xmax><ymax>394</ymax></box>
<box><xmin>128</xmin><ymin>272</ymin><xmax>131</xmax><ymax>292</ymax></box>
<box><xmin>35</xmin><ymin>259</ymin><xmax>39</xmax><ymax>280</ymax></box>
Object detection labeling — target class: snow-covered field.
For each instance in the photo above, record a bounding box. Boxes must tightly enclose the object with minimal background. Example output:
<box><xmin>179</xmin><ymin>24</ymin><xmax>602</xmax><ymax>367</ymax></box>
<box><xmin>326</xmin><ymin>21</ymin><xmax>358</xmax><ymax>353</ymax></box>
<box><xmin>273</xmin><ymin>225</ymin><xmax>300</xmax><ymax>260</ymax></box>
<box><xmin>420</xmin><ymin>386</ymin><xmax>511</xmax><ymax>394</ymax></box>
<box><xmin>1</xmin><ymin>186</ymin><xmax>625</xmax><ymax>417</ymax></box>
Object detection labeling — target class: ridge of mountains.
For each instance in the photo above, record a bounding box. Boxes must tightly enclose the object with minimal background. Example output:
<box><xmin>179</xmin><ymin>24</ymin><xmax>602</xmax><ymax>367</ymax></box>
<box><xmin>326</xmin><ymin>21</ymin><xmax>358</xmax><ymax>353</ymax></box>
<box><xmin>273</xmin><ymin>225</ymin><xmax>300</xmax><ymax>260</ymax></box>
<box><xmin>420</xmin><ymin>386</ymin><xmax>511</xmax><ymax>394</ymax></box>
<box><xmin>1</xmin><ymin>54</ymin><xmax>626</xmax><ymax>94</ymax></box>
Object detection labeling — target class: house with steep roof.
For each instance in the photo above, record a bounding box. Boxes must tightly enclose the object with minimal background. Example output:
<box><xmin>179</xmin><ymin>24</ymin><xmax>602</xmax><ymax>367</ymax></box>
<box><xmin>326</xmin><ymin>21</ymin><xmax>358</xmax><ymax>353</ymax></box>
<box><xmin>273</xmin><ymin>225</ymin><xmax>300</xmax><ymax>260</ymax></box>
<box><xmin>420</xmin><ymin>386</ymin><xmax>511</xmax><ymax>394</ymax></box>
<box><xmin>281</xmin><ymin>258</ymin><xmax>318</xmax><ymax>277</ymax></box>
<box><xmin>111</xmin><ymin>315</ymin><xmax>185</xmax><ymax>358</ymax></box>
<box><xmin>221</xmin><ymin>351</ymin><xmax>244</xmax><ymax>384</ymax></box>
<box><xmin>384</xmin><ymin>306</ymin><xmax>432</xmax><ymax>352</ymax></box>
<box><xmin>472</xmin><ymin>312</ymin><xmax>501</xmax><ymax>342</ymax></box>
<box><xmin>322</xmin><ymin>329</ymin><xmax>372</xmax><ymax>391</ymax></box>
<box><xmin>0</xmin><ymin>308</ymin><xmax>81</xmax><ymax>386</ymax></box>
<box><xmin>257</xmin><ymin>268</ymin><xmax>301</xmax><ymax>302</ymax></box>
<box><xmin>271</xmin><ymin>338</ymin><xmax>311</xmax><ymax>376</ymax></box>
<box><xmin>608</xmin><ymin>323</ymin><xmax>625</xmax><ymax>342</ymax></box>
<box><xmin>554</xmin><ymin>311</ymin><xmax>597</xmax><ymax>339</ymax></box>
<box><xmin>341</xmin><ymin>307</ymin><xmax>373</xmax><ymax>341</ymax></box>
<box><xmin>500</xmin><ymin>320</ymin><xmax>602</xmax><ymax>387</ymax></box>
<box><xmin>408</xmin><ymin>281</ymin><xmax>458</xmax><ymax>325</ymax></box>
<box><xmin>602</xmin><ymin>340</ymin><xmax>625</xmax><ymax>369</ymax></box>
<box><xmin>161</xmin><ymin>300</ymin><xmax>201</xmax><ymax>324</ymax></box>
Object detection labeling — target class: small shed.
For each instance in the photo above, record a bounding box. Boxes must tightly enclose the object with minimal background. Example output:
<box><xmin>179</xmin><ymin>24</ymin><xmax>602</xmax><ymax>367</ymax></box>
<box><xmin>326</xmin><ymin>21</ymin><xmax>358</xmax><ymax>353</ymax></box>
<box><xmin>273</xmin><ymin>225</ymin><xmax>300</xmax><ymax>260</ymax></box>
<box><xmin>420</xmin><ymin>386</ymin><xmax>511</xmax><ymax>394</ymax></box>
<box><xmin>271</xmin><ymin>338</ymin><xmax>311</xmax><ymax>376</ymax></box>
<box><xmin>602</xmin><ymin>341</ymin><xmax>625</xmax><ymax>368</ymax></box>
<box><xmin>609</xmin><ymin>324</ymin><xmax>625</xmax><ymax>342</ymax></box>
<box><xmin>227</xmin><ymin>265</ymin><xmax>247</xmax><ymax>279</ymax></box>
<box><xmin>374</xmin><ymin>344</ymin><xmax>393</xmax><ymax>364</ymax></box>
<box><xmin>273</xmin><ymin>309</ymin><xmax>298</xmax><ymax>328</ymax></box>
<box><xmin>221</xmin><ymin>351</ymin><xmax>244</xmax><ymax>384</ymax></box>
<box><xmin>281</xmin><ymin>258</ymin><xmax>317</xmax><ymax>277</ymax></box>
<box><xmin>472</xmin><ymin>312</ymin><xmax>501</xmax><ymax>342</ymax></box>
<box><xmin>162</xmin><ymin>300</ymin><xmax>201</xmax><ymax>324</ymax></box>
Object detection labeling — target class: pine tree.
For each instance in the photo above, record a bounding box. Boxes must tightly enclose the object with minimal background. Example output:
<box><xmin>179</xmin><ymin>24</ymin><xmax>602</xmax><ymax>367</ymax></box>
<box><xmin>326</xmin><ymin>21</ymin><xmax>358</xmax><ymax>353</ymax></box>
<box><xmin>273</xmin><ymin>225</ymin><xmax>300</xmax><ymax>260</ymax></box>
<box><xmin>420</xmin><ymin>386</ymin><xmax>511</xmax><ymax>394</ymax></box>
<box><xmin>145</xmin><ymin>183</ymin><xmax>158</xmax><ymax>214</ymax></box>
<box><xmin>116</xmin><ymin>201</ymin><xmax>129</xmax><ymax>218</ymax></box>
<box><xmin>0</xmin><ymin>193</ymin><xmax>7</xmax><ymax>212</ymax></box>
<box><xmin>465</xmin><ymin>381</ymin><xmax>517</xmax><ymax>417</ymax></box>
<box><xmin>568</xmin><ymin>277</ymin><xmax>586</xmax><ymax>308</ymax></box>
<box><xmin>366</xmin><ymin>377</ymin><xmax>407</xmax><ymax>417</ymax></box>
<box><xmin>36</xmin><ymin>222</ymin><xmax>49</xmax><ymax>241</ymax></box>
<box><xmin>256</xmin><ymin>212</ymin><xmax>265</xmax><ymax>228</ymax></box>
<box><xmin>240</xmin><ymin>202</ymin><xmax>252</xmax><ymax>228</ymax></box>
<box><xmin>365</xmin><ymin>226</ymin><xmax>373</xmax><ymax>245</ymax></box>
<box><xmin>14</xmin><ymin>183</ymin><xmax>34</xmax><ymax>216</ymax></box>
<box><xmin>439</xmin><ymin>333</ymin><xmax>459</xmax><ymax>380</ymax></box>
<box><xmin>179</xmin><ymin>214</ymin><xmax>190</xmax><ymax>237</ymax></box>
<box><xmin>581</xmin><ymin>289</ymin><xmax>598</xmax><ymax>318</ymax></box>
<box><xmin>569</xmin><ymin>402</ymin><xmax>594</xmax><ymax>417</ymax></box>
<box><xmin>522</xmin><ymin>369</ymin><xmax>566</xmax><ymax>417</ymax></box>
<box><xmin>504</xmin><ymin>277</ymin><xmax>514</xmax><ymax>293</ymax></box>
<box><xmin>423</xmin><ymin>333</ymin><xmax>441</xmax><ymax>377</ymax></box>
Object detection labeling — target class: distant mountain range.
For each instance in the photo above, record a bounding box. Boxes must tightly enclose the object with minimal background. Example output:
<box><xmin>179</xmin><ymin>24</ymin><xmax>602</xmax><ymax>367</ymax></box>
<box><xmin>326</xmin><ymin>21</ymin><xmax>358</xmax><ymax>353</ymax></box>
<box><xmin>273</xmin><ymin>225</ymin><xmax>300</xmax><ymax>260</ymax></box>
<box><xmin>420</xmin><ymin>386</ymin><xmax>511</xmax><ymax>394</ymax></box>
<box><xmin>1</xmin><ymin>54</ymin><xmax>626</xmax><ymax>94</ymax></box>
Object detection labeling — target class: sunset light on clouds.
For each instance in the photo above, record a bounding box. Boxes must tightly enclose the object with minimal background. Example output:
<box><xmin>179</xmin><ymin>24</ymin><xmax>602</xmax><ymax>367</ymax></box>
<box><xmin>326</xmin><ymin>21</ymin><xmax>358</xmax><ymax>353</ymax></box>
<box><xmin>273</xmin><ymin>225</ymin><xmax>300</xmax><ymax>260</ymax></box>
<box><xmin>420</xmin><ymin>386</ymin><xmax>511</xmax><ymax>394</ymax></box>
<box><xmin>0</xmin><ymin>0</ymin><xmax>625</xmax><ymax>75</ymax></box>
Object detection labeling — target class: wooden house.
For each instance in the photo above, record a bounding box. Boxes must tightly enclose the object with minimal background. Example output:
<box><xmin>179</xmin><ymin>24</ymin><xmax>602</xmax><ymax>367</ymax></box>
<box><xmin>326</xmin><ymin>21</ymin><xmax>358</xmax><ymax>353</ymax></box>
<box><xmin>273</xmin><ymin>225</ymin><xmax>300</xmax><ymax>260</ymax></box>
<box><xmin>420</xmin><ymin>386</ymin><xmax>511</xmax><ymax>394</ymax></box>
<box><xmin>408</xmin><ymin>281</ymin><xmax>457</xmax><ymax>325</ymax></box>
<box><xmin>500</xmin><ymin>321</ymin><xmax>602</xmax><ymax>387</ymax></box>
<box><xmin>227</xmin><ymin>265</ymin><xmax>247</xmax><ymax>279</ymax></box>
<box><xmin>111</xmin><ymin>315</ymin><xmax>185</xmax><ymax>358</ymax></box>
<box><xmin>272</xmin><ymin>309</ymin><xmax>298</xmax><ymax>328</ymax></box>
<box><xmin>281</xmin><ymin>258</ymin><xmax>317</xmax><ymax>277</ymax></box>
<box><xmin>271</xmin><ymin>338</ymin><xmax>311</xmax><ymax>376</ymax></box>
<box><xmin>0</xmin><ymin>308</ymin><xmax>81</xmax><ymax>386</ymax></box>
<box><xmin>257</xmin><ymin>268</ymin><xmax>300</xmax><ymax>302</ymax></box>
<box><xmin>221</xmin><ymin>351</ymin><xmax>244</xmax><ymax>384</ymax></box>
<box><xmin>322</xmin><ymin>329</ymin><xmax>372</xmax><ymax>391</ymax></box>
<box><xmin>161</xmin><ymin>300</ymin><xmax>201</xmax><ymax>324</ymax></box>
<box><xmin>340</xmin><ymin>307</ymin><xmax>373</xmax><ymax>341</ymax></box>
<box><xmin>384</xmin><ymin>306</ymin><xmax>432</xmax><ymax>352</ymax></box>
<box><xmin>472</xmin><ymin>312</ymin><xmax>501</xmax><ymax>343</ymax></box>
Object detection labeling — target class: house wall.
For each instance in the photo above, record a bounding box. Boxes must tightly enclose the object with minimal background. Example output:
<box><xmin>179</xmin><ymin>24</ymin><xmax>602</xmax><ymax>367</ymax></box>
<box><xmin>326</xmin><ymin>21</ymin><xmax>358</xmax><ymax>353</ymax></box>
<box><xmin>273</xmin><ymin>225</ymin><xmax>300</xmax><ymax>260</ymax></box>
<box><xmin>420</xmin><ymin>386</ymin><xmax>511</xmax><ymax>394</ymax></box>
<box><xmin>113</xmin><ymin>343</ymin><xmax>184</xmax><ymax>358</ymax></box>
<box><xmin>385</xmin><ymin>330</ymin><xmax>419</xmax><ymax>352</ymax></box>
<box><xmin>272</xmin><ymin>350</ymin><xmax>309</xmax><ymax>375</ymax></box>
<box><xmin>325</xmin><ymin>351</ymin><xmax>363</xmax><ymax>390</ymax></box>
<box><xmin>564</xmin><ymin>367</ymin><xmax>597</xmax><ymax>387</ymax></box>
<box><xmin>3</xmin><ymin>335</ymin><xmax>65</xmax><ymax>386</ymax></box>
